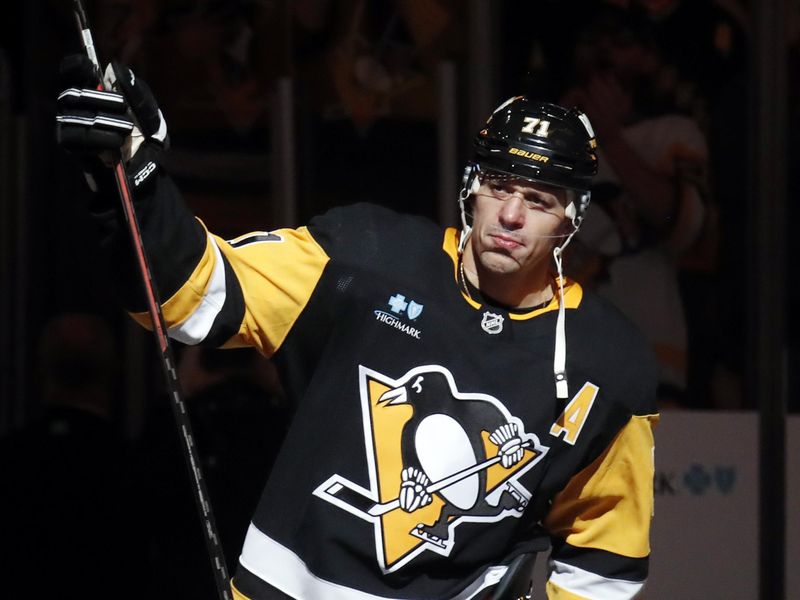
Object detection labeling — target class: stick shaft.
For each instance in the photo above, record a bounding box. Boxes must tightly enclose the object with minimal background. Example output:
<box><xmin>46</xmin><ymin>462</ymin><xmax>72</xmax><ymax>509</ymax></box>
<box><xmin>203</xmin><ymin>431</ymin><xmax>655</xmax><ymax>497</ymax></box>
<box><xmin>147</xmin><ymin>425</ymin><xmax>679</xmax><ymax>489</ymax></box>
<box><xmin>369</xmin><ymin>441</ymin><xmax>532</xmax><ymax>516</ymax></box>
<box><xmin>72</xmin><ymin>3</ymin><xmax>231</xmax><ymax>598</ymax></box>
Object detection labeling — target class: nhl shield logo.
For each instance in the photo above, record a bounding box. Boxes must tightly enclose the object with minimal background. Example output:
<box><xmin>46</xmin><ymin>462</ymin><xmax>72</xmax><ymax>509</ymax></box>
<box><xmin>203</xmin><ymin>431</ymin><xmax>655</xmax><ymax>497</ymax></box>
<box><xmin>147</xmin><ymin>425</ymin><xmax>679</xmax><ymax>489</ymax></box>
<box><xmin>481</xmin><ymin>311</ymin><xmax>504</xmax><ymax>334</ymax></box>
<box><xmin>407</xmin><ymin>301</ymin><xmax>424</xmax><ymax>320</ymax></box>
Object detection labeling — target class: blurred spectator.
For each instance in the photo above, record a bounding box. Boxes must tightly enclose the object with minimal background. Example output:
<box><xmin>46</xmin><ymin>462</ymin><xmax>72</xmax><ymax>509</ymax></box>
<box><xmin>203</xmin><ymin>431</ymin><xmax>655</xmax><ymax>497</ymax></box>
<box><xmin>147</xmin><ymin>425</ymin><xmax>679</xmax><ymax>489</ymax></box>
<box><xmin>630</xmin><ymin>0</ymin><xmax>748</xmax><ymax>127</ymax></box>
<box><xmin>292</xmin><ymin>0</ymin><xmax>464</xmax><ymax>221</ymax></box>
<box><xmin>629</xmin><ymin>0</ymin><xmax>749</xmax><ymax>410</ymax></box>
<box><xmin>93</xmin><ymin>0</ymin><xmax>159</xmax><ymax>66</ymax></box>
<box><xmin>111</xmin><ymin>0</ymin><xmax>290</xmax><ymax>235</ymax></box>
<box><xmin>501</xmin><ymin>1</ymin><xmax>750</xmax><ymax>409</ymax></box>
<box><xmin>136</xmin><ymin>345</ymin><xmax>290</xmax><ymax>598</ymax></box>
<box><xmin>558</xmin><ymin>8</ymin><xmax>712</xmax><ymax>408</ymax></box>
<box><xmin>0</xmin><ymin>313</ymin><xmax>145</xmax><ymax>598</ymax></box>
<box><xmin>499</xmin><ymin>0</ymin><xmax>593</xmax><ymax>102</ymax></box>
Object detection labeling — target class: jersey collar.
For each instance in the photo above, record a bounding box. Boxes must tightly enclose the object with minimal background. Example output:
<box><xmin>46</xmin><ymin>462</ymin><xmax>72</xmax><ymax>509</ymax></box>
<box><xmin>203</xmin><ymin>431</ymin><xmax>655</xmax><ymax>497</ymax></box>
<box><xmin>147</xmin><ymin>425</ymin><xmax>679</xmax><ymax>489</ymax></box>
<box><xmin>441</xmin><ymin>227</ymin><xmax>583</xmax><ymax>319</ymax></box>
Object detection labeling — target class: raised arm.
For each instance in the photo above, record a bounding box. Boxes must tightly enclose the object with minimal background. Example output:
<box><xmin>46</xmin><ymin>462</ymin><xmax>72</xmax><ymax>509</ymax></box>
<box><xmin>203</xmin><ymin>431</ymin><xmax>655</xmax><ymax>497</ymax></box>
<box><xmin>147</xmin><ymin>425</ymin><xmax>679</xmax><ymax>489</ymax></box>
<box><xmin>56</xmin><ymin>55</ymin><xmax>331</xmax><ymax>356</ymax></box>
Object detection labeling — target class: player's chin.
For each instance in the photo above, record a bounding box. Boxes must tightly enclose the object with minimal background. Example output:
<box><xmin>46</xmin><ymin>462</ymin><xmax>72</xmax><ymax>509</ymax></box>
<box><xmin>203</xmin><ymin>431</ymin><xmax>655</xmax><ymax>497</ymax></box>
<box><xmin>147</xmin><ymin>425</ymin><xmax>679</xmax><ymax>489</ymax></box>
<box><xmin>480</xmin><ymin>251</ymin><xmax>523</xmax><ymax>274</ymax></box>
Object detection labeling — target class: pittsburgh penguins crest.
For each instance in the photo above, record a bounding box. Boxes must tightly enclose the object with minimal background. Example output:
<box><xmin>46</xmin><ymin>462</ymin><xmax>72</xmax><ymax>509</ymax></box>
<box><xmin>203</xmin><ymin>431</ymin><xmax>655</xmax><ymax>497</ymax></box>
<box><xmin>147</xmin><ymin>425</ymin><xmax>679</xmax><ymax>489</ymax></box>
<box><xmin>314</xmin><ymin>365</ymin><xmax>549</xmax><ymax>573</ymax></box>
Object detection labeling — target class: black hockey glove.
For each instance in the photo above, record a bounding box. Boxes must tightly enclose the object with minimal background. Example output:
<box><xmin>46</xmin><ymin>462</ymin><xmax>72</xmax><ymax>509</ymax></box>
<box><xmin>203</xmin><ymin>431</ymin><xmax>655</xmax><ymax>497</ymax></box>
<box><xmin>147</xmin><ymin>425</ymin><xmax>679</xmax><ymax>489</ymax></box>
<box><xmin>56</xmin><ymin>54</ymin><xmax>168</xmax><ymax>193</ymax></box>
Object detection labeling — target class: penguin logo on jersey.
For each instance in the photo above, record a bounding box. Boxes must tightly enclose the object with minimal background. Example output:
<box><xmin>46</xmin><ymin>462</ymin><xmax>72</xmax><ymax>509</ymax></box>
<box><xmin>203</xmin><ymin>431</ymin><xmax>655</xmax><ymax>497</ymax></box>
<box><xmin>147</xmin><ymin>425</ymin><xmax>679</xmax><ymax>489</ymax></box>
<box><xmin>314</xmin><ymin>365</ymin><xmax>549</xmax><ymax>573</ymax></box>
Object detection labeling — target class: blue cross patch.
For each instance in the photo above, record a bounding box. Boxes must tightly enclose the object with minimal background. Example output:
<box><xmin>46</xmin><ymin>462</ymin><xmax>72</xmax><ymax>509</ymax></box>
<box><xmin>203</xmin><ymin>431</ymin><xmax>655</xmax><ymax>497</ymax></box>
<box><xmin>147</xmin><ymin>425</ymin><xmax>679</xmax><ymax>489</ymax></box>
<box><xmin>388</xmin><ymin>294</ymin><xmax>409</xmax><ymax>314</ymax></box>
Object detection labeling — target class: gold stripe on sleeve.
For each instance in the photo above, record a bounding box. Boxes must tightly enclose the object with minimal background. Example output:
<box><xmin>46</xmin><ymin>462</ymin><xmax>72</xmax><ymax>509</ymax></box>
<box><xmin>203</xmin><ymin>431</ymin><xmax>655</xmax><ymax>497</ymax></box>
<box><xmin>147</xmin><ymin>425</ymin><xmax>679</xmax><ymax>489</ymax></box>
<box><xmin>216</xmin><ymin>225</ymin><xmax>330</xmax><ymax>355</ymax></box>
<box><xmin>129</xmin><ymin>231</ymin><xmax>219</xmax><ymax>331</ymax></box>
<box><xmin>546</xmin><ymin>580</ymin><xmax>591</xmax><ymax>600</ymax></box>
<box><xmin>544</xmin><ymin>414</ymin><xmax>659</xmax><ymax>558</ymax></box>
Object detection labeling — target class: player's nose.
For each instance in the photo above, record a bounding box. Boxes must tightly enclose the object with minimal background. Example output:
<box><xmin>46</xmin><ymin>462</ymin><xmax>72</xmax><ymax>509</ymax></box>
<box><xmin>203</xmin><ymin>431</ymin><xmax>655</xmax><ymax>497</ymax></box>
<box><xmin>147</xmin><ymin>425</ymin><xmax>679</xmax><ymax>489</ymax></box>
<box><xmin>498</xmin><ymin>195</ymin><xmax>526</xmax><ymax>230</ymax></box>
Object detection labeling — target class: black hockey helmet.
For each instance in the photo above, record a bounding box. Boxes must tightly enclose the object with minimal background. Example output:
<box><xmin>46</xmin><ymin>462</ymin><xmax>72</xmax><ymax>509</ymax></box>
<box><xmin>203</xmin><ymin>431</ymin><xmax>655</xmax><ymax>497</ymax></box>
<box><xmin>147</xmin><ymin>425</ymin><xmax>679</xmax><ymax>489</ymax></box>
<box><xmin>472</xmin><ymin>97</ymin><xmax>598</xmax><ymax>192</ymax></box>
<box><xmin>458</xmin><ymin>97</ymin><xmax>598</xmax><ymax>250</ymax></box>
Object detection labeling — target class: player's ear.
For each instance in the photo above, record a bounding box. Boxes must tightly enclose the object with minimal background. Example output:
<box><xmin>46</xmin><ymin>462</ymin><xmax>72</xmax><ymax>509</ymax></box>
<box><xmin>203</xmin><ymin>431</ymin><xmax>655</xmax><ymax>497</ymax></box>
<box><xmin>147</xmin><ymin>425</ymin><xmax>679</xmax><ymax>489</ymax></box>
<box><xmin>556</xmin><ymin>216</ymin><xmax>575</xmax><ymax>237</ymax></box>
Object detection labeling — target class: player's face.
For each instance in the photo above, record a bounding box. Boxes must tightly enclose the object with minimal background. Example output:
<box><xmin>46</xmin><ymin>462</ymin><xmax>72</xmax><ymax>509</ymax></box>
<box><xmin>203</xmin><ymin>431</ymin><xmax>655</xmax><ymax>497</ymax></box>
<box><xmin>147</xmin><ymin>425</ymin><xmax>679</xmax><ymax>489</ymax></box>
<box><xmin>468</xmin><ymin>177</ymin><xmax>569</xmax><ymax>278</ymax></box>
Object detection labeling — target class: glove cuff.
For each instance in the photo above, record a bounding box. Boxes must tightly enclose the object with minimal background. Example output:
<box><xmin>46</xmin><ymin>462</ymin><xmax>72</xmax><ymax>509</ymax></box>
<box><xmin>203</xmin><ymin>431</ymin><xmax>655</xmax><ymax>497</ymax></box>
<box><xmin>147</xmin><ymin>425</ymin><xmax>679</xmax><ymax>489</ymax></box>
<box><xmin>79</xmin><ymin>150</ymin><xmax>162</xmax><ymax>218</ymax></box>
<box><xmin>127</xmin><ymin>144</ymin><xmax>161</xmax><ymax>192</ymax></box>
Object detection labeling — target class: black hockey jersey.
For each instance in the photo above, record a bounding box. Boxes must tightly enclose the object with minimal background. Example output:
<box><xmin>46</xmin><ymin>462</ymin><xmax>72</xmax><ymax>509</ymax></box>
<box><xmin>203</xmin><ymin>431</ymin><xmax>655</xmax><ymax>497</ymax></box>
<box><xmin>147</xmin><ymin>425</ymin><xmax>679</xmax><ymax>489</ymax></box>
<box><xmin>97</xmin><ymin>173</ymin><xmax>658</xmax><ymax>600</ymax></box>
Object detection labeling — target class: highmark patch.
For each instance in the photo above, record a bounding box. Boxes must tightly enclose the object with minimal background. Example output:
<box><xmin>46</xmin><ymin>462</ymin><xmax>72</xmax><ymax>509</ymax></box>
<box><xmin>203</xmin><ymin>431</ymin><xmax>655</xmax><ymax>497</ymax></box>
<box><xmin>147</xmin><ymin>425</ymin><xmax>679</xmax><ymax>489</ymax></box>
<box><xmin>374</xmin><ymin>310</ymin><xmax>422</xmax><ymax>339</ymax></box>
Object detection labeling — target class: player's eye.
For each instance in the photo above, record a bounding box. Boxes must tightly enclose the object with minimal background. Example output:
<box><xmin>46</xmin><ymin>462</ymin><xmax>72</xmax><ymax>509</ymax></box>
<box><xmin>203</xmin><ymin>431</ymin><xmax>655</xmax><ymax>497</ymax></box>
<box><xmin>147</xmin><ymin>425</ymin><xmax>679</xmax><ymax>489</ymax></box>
<box><xmin>523</xmin><ymin>193</ymin><xmax>555</xmax><ymax>211</ymax></box>
<box><xmin>488</xmin><ymin>181</ymin><xmax>513</xmax><ymax>199</ymax></box>
<box><xmin>523</xmin><ymin>196</ymin><xmax>543</xmax><ymax>208</ymax></box>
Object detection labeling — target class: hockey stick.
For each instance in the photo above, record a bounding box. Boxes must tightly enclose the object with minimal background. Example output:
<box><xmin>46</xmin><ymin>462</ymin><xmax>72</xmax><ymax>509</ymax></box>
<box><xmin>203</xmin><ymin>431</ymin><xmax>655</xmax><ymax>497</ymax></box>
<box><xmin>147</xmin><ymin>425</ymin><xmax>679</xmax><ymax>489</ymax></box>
<box><xmin>474</xmin><ymin>552</ymin><xmax>535</xmax><ymax>600</ymax></box>
<box><xmin>369</xmin><ymin>441</ymin><xmax>533</xmax><ymax>516</ymax></box>
<box><xmin>321</xmin><ymin>441</ymin><xmax>533</xmax><ymax>518</ymax></box>
<box><xmin>71</xmin><ymin>3</ymin><xmax>231</xmax><ymax>599</ymax></box>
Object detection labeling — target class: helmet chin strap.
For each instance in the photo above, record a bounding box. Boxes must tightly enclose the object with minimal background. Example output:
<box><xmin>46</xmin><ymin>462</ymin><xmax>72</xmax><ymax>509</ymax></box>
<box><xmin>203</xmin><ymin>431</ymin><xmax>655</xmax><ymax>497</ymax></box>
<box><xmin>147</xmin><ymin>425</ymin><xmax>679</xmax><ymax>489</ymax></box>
<box><xmin>457</xmin><ymin>190</ymin><xmax>472</xmax><ymax>253</ymax></box>
<box><xmin>551</xmin><ymin>192</ymin><xmax>588</xmax><ymax>400</ymax></box>
<box><xmin>457</xmin><ymin>166</ymin><xmax>481</xmax><ymax>254</ymax></box>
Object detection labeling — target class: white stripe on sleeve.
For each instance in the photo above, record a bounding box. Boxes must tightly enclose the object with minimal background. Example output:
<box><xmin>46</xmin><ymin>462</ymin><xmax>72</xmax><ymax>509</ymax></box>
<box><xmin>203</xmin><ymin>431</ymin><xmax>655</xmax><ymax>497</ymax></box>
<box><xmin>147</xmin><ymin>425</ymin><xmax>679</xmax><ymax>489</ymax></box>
<box><xmin>548</xmin><ymin>559</ymin><xmax>644</xmax><ymax>600</ymax></box>
<box><xmin>168</xmin><ymin>235</ymin><xmax>227</xmax><ymax>345</ymax></box>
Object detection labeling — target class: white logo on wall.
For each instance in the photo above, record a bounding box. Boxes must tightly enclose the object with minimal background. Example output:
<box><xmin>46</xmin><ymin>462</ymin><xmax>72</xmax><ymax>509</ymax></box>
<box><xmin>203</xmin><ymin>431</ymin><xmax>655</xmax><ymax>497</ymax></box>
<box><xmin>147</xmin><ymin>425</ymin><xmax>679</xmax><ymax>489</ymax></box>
<box><xmin>481</xmin><ymin>311</ymin><xmax>504</xmax><ymax>334</ymax></box>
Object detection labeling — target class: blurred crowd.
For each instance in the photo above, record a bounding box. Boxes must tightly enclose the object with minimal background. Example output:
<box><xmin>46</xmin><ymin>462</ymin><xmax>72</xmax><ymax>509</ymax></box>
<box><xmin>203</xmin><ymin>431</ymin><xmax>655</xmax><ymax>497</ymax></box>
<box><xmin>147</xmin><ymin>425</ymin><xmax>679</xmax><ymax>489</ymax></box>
<box><xmin>0</xmin><ymin>313</ymin><xmax>289</xmax><ymax>598</ymax></box>
<box><xmin>32</xmin><ymin>0</ymin><xmax>768</xmax><ymax>410</ymax></box>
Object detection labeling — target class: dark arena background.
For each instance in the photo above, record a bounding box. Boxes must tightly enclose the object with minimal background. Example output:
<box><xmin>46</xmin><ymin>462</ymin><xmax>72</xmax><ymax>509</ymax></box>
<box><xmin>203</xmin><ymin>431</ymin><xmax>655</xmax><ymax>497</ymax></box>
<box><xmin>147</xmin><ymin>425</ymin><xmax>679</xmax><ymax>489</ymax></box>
<box><xmin>0</xmin><ymin>1</ymin><xmax>796</xmax><ymax>598</ymax></box>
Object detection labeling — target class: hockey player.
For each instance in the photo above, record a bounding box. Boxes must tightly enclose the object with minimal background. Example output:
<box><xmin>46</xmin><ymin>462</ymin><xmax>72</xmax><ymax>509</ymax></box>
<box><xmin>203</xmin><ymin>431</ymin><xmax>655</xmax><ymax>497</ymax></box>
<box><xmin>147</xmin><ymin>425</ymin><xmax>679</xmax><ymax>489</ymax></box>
<box><xmin>56</xmin><ymin>56</ymin><xmax>658</xmax><ymax>600</ymax></box>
